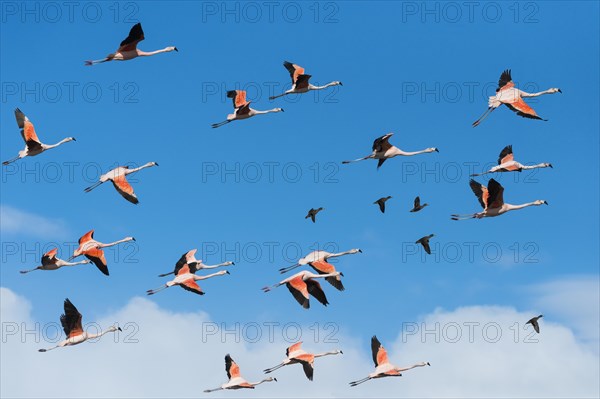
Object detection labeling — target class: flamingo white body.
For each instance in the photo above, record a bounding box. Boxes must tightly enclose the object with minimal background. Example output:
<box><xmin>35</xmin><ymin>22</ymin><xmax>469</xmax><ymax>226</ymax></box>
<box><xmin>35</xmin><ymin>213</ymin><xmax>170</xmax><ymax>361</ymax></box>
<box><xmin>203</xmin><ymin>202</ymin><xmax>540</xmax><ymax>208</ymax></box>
<box><xmin>212</xmin><ymin>90</ymin><xmax>283</xmax><ymax>128</ymax></box>
<box><xmin>472</xmin><ymin>69</ymin><xmax>561</xmax><ymax>127</ymax></box>
<box><xmin>157</xmin><ymin>249</ymin><xmax>234</xmax><ymax>277</ymax></box>
<box><xmin>69</xmin><ymin>230</ymin><xmax>135</xmax><ymax>276</ymax></box>
<box><xmin>269</xmin><ymin>61</ymin><xmax>342</xmax><ymax>100</ymax></box>
<box><xmin>84</xmin><ymin>161</ymin><xmax>158</xmax><ymax>204</ymax></box>
<box><xmin>147</xmin><ymin>265</ymin><xmax>230</xmax><ymax>296</ymax></box>
<box><xmin>3</xmin><ymin>108</ymin><xmax>75</xmax><ymax>165</ymax></box>
<box><xmin>349</xmin><ymin>336</ymin><xmax>430</xmax><ymax>386</ymax></box>
<box><xmin>20</xmin><ymin>248</ymin><xmax>91</xmax><ymax>274</ymax></box>
<box><xmin>452</xmin><ymin>178</ymin><xmax>548</xmax><ymax>220</ymax></box>
<box><xmin>85</xmin><ymin>23</ymin><xmax>177</xmax><ymax>65</ymax></box>
<box><xmin>204</xmin><ymin>354</ymin><xmax>276</xmax><ymax>392</ymax></box>
<box><xmin>279</xmin><ymin>248</ymin><xmax>362</xmax><ymax>291</ymax></box>
<box><xmin>262</xmin><ymin>270</ymin><xmax>342</xmax><ymax>309</ymax></box>
<box><xmin>39</xmin><ymin>299</ymin><xmax>121</xmax><ymax>352</ymax></box>
<box><xmin>471</xmin><ymin>145</ymin><xmax>552</xmax><ymax>176</ymax></box>
<box><xmin>343</xmin><ymin>133</ymin><xmax>438</xmax><ymax>169</ymax></box>
<box><xmin>263</xmin><ymin>342</ymin><xmax>343</xmax><ymax>380</ymax></box>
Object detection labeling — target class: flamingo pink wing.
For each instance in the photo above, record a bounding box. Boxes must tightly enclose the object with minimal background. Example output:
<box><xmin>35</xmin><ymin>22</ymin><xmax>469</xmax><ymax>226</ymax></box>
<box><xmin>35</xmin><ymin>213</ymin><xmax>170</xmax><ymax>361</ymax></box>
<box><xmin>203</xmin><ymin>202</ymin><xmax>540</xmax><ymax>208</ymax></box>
<box><xmin>112</xmin><ymin>175</ymin><xmax>138</xmax><ymax>204</ymax></box>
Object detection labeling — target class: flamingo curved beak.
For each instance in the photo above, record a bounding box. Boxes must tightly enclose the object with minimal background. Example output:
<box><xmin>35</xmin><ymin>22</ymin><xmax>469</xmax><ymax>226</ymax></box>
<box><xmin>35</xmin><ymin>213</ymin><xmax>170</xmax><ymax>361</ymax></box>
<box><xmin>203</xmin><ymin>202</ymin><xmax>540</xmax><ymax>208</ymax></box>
<box><xmin>174</xmin><ymin>47</ymin><xmax>179</xmax><ymax>52</ymax></box>
<box><xmin>558</xmin><ymin>89</ymin><xmax>562</xmax><ymax>93</ymax></box>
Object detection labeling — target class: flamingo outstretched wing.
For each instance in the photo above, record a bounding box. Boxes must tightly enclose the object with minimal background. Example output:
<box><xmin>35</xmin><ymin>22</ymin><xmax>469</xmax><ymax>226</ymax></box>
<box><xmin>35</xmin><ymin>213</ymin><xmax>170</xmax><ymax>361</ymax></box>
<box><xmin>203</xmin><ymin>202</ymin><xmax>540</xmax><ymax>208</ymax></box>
<box><xmin>118</xmin><ymin>22</ymin><xmax>145</xmax><ymax>52</ymax></box>
<box><xmin>111</xmin><ymin>174</ymin><xmax>139</xmax><ymax>204</ymax></box>
<box><xmin>15</xmin><ymin>108</ymin><xmax>42</xmax><ymax>152</ymax></box>
<box><xmin>60</xmin><ymin>298</ymin><xmax>84</xmax><ymax>338</ymax></box>
<box><xmin>486</xmin><ymin>179</ymin><xmax>505</xmax><ymax>209</ymax></box>
<box><xmin>469</xmin><ymin>179</ymin><xmax>489</xmax><ymax>209</ymax></box>
<box><xmin>283</xmin><ymin>61</ymin><xmax>305</xmax><ymax>84</ymax></box>
<box><xmin>371</xmin><ymin>335</ymin><xmax>389</xmax><ymax>367</ymax></box>
<box><xmin>226</xmin><ymin>354</ymin><xmax>241</xmax><ymax>379</ymax></box>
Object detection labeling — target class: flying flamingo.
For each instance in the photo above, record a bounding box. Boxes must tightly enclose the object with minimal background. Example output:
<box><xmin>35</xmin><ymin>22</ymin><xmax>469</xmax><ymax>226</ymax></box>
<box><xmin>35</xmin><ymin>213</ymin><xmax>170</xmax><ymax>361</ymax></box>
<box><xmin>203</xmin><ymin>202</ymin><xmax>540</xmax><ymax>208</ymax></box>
<box><xmin>263</xmin><ymin>341</ymin><xmax>343</xmax><ymax>381</ymax></box>
<box><xmin>305</xmin><ymin>207</ymin><xmax>324</xmax><ymax>223</ymax></box>
<box><xmin>472</xmin><ymin>69</ymin><xmax>561</xmax><ymax>127</ymax></box>
<box><xmin>349</xmin><ymin>336</ymin><xmax>430</xmax><ymax>386</ymax></box>
<box><xmin>147</xmin><ymin>264</ymin><xmax>230</xmax><ymax>296</ymax></box>
<box><xmin>204</xmin><ymin>354</ymin><xmax>277</xmax><ymax>392</ymax></box>
<box><xmin>526</xmin><ymin>315</ymin><xmax>543</xmax><ymax>333</ymax></box>
<box><xmin>269</xmin><ymin>61</ymin><xmax>343</xmax><ymax>100</ymax></box>
<box><xmin>157</xmin><ymin>249</ymin><xmax>234</xmax><ymax>277</ymax></box>
<box><xmin>20</xmin><ymin>248</ymin><xmax>91</xmax><ymax>274</ymax></box>
<box><xmin>278</xmin><ymin>248</ymin><xmax>362</xmax><ymax>291</ymax></box>
<box><xmin>410</xmin><ymin>196</ymin><xmax>428</xmax><ymax>212</ymax></box>
<box><xmin>211</xmin><ymin>90</ymin><xmax>284</xmax><ymax>128</ymax></box>
<box><xmin>452</xmin><ymin>178</ymin><xmax>548</xmax><ymax>220</ymax></box>
<box><xmin>343</xmin><ymin>133</ymin><xmax>438</xmax><ymax>169</ymax></box>
<box><xmin>38</xmin><ymin>299</ymin><xmax>121</xmax><ymax>352</ymax></box>
<box><xmin>85</xmin><ymin>22</ymin><xmax>177</xmax><ymax>65</ymax></box>
<box><xmin>69</xmin><ymin>230</ymin><xmax>135</xmax><ymax>276</ymax></box>
<box><xmin>262</xmin><ymin>270</ymin><xmax>342</xmax><ymax>309</ymax></box>
<box><xmin>471</xmin><ymin>145</ymin><xmax>552</xmax><ymax>176</ymax></box>
<box><xmin>416</xmin><ymin>234</ymin><xmax>434</xmax><ymax>255</ymax></box>
<box><xmin>3</xmin><ymin>108</ymin><xmax>75</xmax><ymax>165</ymax></box>
<box><xmin>374</xmin><ymin>196</ymin><xmax>392</xmax><ymax>213</ymax></box>
<box><xmin>84</xmin><ymin>161</ymin><xmax>158</xmax><ymax>204</ymax></box>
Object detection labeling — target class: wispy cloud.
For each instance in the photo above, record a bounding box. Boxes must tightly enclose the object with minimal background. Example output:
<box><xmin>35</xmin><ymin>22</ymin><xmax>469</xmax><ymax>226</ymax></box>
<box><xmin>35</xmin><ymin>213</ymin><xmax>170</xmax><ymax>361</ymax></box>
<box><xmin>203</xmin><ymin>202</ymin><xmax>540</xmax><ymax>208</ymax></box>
<box><xmin>0</xmin><ymin>205</ymin><xmax>69</xmax><ymax>240</ymax></box>
<box><xmin>527</xmin><ymin>275</ymin><xmax>600</xmax><ymax>350</ymax></box>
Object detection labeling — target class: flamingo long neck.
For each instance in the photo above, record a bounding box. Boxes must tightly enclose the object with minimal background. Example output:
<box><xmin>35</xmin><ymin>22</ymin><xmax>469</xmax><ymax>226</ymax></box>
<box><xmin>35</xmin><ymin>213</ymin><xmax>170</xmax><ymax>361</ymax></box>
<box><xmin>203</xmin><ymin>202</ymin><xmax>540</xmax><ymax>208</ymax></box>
<box><xmin>195</xmin><ymin>271</ymin><xmax>225</xmax><ymax>280</ymax></box>
<box><xmin>99</xmin><ymin>237</ymin><xmax>132</xmax><ymax>248</ymax></box>
<box><xmin>86</xmin><ymin>328</ymin><xmax>116</xmax><ymax>340</ymax></box>
<box><xmin>63</xmin><ymin>259</ymin><xmax>90</xmax><ymax>266</ymax></box>
<box><xmin>398</xmin><ymin>363</ymin><xmax>427</xmax><ymax>372</ymax></box>
<box><xmin>200</xmin><ymin>261</ymin><xmax>230</xmax><ymax>269</ymax></box>
<box><xmin>310</xmin><ymin>81</ymin><xmax>339</xmax><ymax>90</ymax></box>
<box><xmin>314</xmin><ymin>350</ymin><xmax>341</xmax><ymax>358</ymax></box>
<box><xmin>307</xmin><ymin>271</ymin><xmax>339</xmax><ymax>280</ymax></box>
<box><xmin>329</xmin><ymin>249</ymin><xmax>356</xmax><ymax>258</ymax></box>
<box><xmin>521</xmin><ymin>88</ymin><xmax>557</xmax><ymax>97</ymax></box>
<box><xmin>128</xmin><ymin>162</ymin><xmax>155</xmax><ymax>174</ymax></box>
<box><xmin>46</xmin><ymin>138</ymin><xmax>72</xmax><ymax>149</ymax></box>
<box><xmin>138</xmin><ymin>48</ymin><xmax>172</xmax><ymax>56</ymax></box>
<box><xmin>393</xmin><ymin>148</ymin><xmax>431</xmax><ymax>156</ymax></box>
<box><xmin>253</xmin><ymin>108</ymin><xmax>280</xmax><ymax>115</ymax></box>
<box><xmin>504</xmin><ymin>202</ymin><xmax>538</xmax><ymax>212</ymax></box>
<box><xmin>520</xmin><ymin>163</ymin><xmax>550</xmax><ymax>170</ymax></box>
<box><xmin>250</xmin><ymin>378</ymin><xmax>273</xmax><ymax>386</ymax></box>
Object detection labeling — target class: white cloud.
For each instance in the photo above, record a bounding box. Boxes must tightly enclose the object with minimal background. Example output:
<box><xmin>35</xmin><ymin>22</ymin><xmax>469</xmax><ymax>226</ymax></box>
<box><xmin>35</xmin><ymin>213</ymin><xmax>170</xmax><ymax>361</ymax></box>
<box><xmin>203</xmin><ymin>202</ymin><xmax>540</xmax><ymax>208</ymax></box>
<box><xmin>0</xmin><ymin>205</ymin><xmax>70</xmax><ymax>240</ymax></box>
<box><xmin>1</xmin><ymin>281</ymin><xmax>598</xmax><ymax>398</ymax></box>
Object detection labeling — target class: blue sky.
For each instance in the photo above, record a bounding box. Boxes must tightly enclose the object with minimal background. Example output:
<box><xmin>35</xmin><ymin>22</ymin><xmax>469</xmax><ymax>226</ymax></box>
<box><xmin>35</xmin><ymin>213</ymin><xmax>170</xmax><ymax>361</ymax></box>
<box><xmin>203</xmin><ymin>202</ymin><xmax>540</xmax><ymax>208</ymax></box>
<box><xmin>1</xmin><ymin>2</ymin><xmax>599</xmax><ymax>397</ymax></box>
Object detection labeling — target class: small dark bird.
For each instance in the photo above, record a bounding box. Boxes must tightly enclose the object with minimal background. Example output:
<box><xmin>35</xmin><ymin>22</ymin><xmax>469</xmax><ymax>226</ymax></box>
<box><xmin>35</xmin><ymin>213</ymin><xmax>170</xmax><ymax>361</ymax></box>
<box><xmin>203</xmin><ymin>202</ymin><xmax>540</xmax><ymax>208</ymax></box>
<box><xmin>410</xmin><ymin>196</ymin><xmax>428</xmax><ymax>212</ymax></box>
<box><xmin>526</xmin><ymin>314</ymin><xmax>543</xmax><ymax>333</ymax></box>
<box><xmin>374</xmin><ymin>196</ymin><xmax>392</xmax><ymax>213</ymax></box>
<box><xmin>416</xmin><ymin>234</ymin><xmax>434</xmax><ymax>255</ymax></box>
<box><xmin>305</xmin><ymin>207</ymin><xmax>324</xmax><ymax>223</ymax></box>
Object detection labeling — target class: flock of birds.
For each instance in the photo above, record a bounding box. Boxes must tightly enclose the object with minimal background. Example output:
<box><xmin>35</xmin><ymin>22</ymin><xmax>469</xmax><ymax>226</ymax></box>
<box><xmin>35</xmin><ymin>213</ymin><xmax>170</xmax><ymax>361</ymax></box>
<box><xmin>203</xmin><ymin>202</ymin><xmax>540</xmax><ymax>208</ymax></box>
<box><xmin>5</xmin><ymin>22</ymin><xmax>559</xmax><ymax>391</ymax></box>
